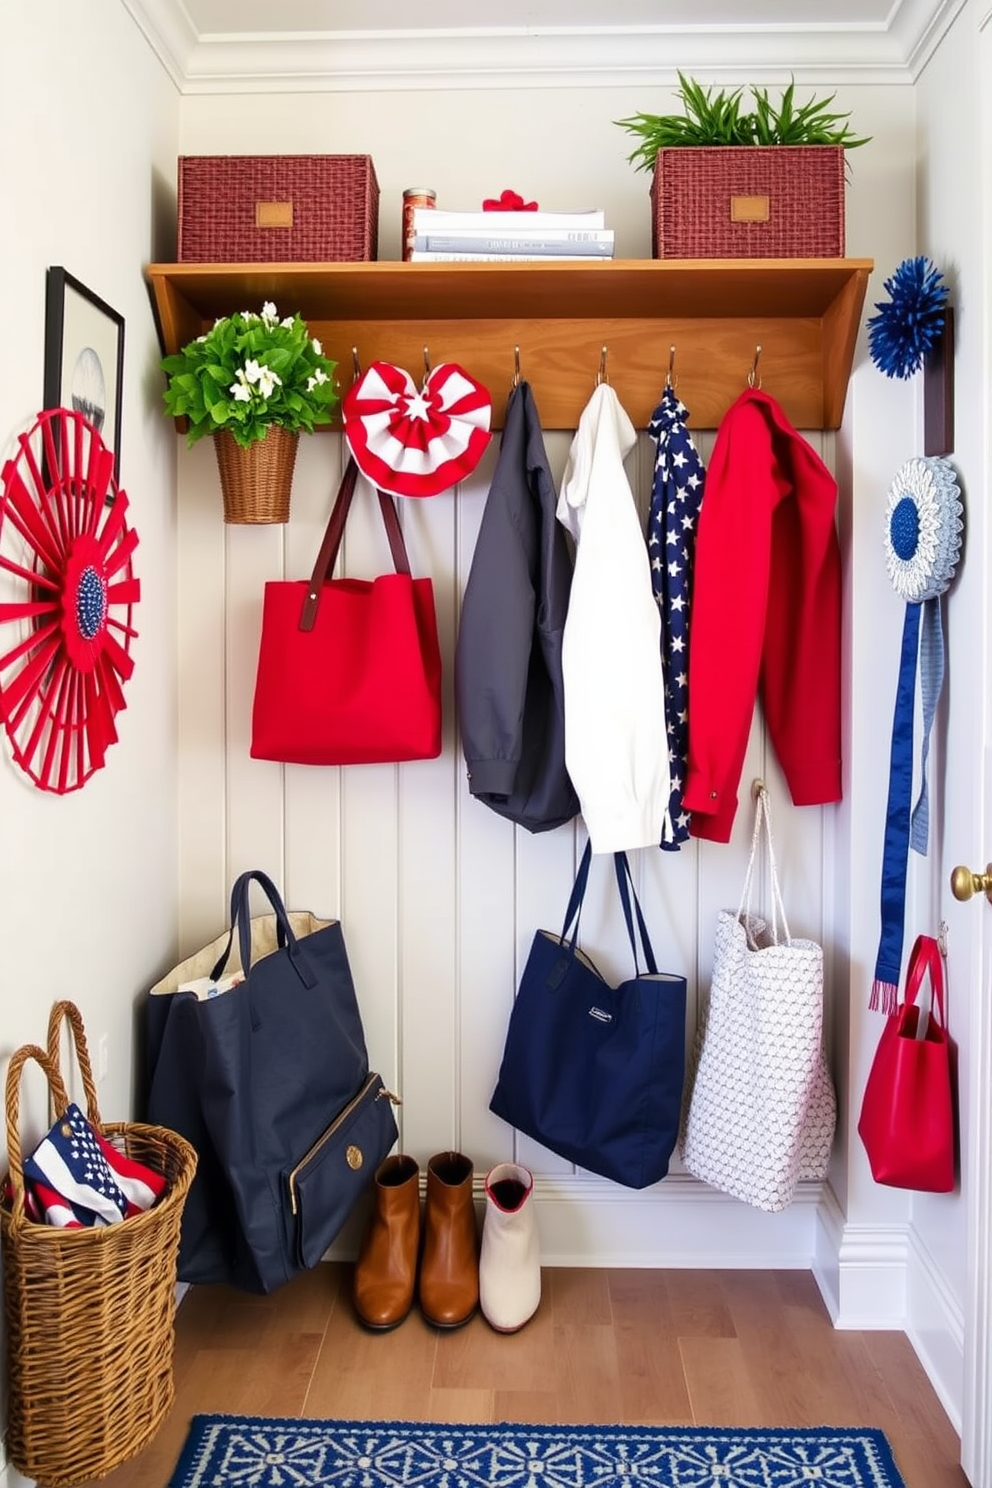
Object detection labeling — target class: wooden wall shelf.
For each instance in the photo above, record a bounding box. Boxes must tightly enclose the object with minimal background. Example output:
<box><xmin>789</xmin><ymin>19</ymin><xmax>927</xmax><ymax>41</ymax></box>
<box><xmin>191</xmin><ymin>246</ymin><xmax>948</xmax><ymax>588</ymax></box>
<box><xmin>145</xmin><ymin>257</ymin><xmax>873</xmax><ymax>432</ymax></box>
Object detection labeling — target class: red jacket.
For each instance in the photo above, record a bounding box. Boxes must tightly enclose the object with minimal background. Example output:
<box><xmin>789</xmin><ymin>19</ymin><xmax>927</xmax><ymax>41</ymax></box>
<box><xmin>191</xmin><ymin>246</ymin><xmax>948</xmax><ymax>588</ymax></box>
<box><xmin>682</xmin><ymin>389</ymin><xmax>842</xmax><ymax>843</ymax></box>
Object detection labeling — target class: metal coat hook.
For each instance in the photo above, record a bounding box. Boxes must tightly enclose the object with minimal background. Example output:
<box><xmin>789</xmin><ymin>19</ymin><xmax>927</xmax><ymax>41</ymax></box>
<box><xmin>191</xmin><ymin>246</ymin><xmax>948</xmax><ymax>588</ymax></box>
<box><xmin>596</xmin><ymin>345</ymin><xmax>609</xmax><ymax>386</ymax></box>
<box><xmin>666</xmin><ymin>344</ymin><xmax>677</xmax><ymax>390</ymax></box>
<box><xmin>747</xmin><ymin>344</ymin><xmax>763</xmax><ymax>389</ymax></box>
<box><xmin>512</xmin><ymin>345</ymin><xmax>521</xmax><ymax>390</ymax></box>
<box><xmin>351</xmin><ymin>346</ymin><xmax>362</xmax><ymax>382</ymax></box>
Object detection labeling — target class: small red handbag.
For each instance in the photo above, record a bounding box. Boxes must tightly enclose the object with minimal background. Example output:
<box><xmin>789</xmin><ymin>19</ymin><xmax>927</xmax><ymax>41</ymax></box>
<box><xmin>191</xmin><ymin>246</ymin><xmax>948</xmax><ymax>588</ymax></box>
<box><xmin>251</xmin><ymin>458</ymin><xmax>442</xmax><ymax>766</ymax></box>
<box><xmin>857</xmin><ymin>933</ymin><xmax>955</xmax><ymax>1192</ymax></box>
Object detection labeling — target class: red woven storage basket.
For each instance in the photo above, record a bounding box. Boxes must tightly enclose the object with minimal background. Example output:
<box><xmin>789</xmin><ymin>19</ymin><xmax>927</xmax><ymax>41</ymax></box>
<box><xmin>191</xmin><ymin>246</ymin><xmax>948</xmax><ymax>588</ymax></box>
<box><xmin>651</xmin><ymin>145</ymin><xmax>845</xmax><ymax>259</ymax></box>
<box><xmin>178</xmin><ymin>154</ymin><xmax>379</xmax><ymax>262</ymax></box>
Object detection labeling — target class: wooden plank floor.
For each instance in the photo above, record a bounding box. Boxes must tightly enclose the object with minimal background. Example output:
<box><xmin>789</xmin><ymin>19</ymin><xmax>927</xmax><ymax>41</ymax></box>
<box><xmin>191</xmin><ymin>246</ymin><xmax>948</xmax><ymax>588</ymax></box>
<box><xmin>89</xmin><ymin>1265</ymin><xmax>968</xmax><ymax>1488</ymax></box>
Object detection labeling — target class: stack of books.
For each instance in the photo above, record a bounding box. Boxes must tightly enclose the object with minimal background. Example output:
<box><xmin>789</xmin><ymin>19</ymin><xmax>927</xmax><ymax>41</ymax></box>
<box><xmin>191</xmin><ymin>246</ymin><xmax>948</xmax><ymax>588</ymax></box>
<box><xmin>409</xmin><ymin>208</ymin><xmax>614</xmax><ymax>261</ymax></box>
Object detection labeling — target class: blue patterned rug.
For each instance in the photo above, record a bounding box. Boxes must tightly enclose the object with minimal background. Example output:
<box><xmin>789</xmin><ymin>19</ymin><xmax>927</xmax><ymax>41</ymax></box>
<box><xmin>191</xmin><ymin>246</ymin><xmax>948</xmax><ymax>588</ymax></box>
<box><xmin>166</xmin><ymin>1417</ymin><xmax>908</xmax><ymax>1487</ymax></box>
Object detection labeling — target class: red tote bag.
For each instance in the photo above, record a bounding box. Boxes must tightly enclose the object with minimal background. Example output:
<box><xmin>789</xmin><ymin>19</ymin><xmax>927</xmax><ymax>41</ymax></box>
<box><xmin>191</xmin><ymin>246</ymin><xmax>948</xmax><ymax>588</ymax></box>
<box><xmin>251</xmin><ymin>458</ymin><xmax>442</xmax><ymax>766</ymax></box>
<box><xmin>857</xmin><ymin>933</ymin><xmax>955</xmax><ymax>1193</ymax></box>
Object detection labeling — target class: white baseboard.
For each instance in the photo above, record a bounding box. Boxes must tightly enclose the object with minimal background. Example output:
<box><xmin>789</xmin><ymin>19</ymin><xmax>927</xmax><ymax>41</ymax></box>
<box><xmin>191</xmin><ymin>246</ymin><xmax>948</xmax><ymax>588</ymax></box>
<box><xmin>330</xmin><ymin>1173</ymin><xmax>825</xmax><ymax>1268</ymax></box>
<box><xmin>834</xmin><ymin>1224</ymin><xmax>910</xmax><ymax>1327</ymax></box>
<box><xmin>905</xmin><ymin>1226</ymin><xmax>965</xmax><ymax>1435</ymax></box>
<box><xmin>811</xmin><ymin>1188</ymin><xmax>964</xmax><ymax>1433</ymax></box>
<box><xmin>814</xmin><ymin>1189</ymin><xmax>910</xmax><ymax>1328</ymax></box>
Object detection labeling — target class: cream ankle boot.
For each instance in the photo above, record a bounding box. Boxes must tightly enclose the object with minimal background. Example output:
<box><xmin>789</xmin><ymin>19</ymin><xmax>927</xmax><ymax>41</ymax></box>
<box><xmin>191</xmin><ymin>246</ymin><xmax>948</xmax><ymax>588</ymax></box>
<box><xmin>479</xmin><ymin>1162</ymin><xmax>540</xmax><ymax>1333</ymax></box>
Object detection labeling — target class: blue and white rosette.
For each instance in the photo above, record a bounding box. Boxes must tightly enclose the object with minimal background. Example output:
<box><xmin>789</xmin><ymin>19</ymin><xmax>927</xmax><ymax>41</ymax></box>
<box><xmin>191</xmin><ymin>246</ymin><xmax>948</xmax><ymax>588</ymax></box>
<box><xmin>873</xmin><ymin>456</ymin><xmax>963</xmax><ymax>1011</ymax></box>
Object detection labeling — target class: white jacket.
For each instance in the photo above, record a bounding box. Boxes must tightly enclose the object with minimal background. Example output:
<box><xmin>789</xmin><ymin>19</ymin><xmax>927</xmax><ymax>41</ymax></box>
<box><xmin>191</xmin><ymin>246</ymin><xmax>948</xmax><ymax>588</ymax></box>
<box><xmin>556</xmin><ymin>383</ymin><xmax>671</xmax><ymax>853</ymax></box>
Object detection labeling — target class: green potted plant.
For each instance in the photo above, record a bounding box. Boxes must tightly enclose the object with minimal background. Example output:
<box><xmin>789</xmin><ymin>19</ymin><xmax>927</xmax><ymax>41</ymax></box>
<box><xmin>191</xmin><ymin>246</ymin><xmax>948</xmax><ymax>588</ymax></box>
<box><xmin>161</xmin><ymin>301</ymin><xmax>339</xmax><ymax>523</ymax></box>
<box><xmin>615</xmin><ymin>74</ymin><xmax>870</xmax><ymax>260</ymax></box>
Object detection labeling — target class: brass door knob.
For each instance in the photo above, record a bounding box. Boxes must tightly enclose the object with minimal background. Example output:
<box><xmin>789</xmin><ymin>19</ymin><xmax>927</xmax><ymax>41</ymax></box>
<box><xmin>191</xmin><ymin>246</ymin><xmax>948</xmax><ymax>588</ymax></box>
<box><xmin>950</xmin><ymin>863</ymin><xmax>992</xmax><ymax>903</ymax></box>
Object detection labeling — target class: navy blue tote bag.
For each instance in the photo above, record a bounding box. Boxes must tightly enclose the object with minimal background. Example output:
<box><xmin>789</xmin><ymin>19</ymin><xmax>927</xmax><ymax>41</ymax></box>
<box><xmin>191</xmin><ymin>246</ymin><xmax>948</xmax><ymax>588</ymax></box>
<box><xmin>145</xmin><ymin>870</ymin><xmax>398</xmax><ymax>1293</ymax></box>
<box><xmin>490</xmin><ymin>844</ymin><xmax>686</xmax><ymax>1189</ymax></box>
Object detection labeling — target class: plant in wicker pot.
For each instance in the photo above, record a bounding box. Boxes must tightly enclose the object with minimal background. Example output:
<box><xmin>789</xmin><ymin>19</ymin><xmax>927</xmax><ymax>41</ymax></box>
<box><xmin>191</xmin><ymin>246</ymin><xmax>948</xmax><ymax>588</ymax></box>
<box><xmin>615</xmin><ymin>75</ymin><xmax>870</xmax><ymax>260</ymax></box>
<box><xmin>161</xmin><ymin>302</ymin><xmax>339</xmax><ymax>523</ymax></box>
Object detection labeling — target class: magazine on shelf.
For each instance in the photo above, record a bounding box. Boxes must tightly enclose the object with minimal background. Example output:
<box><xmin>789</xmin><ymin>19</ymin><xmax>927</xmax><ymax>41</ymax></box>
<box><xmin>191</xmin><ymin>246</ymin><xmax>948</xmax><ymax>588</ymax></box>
<box><xmin>409</xmin><ymin>251</ymin><xmax>612</xmax><ymax>262</ymax></box>
<box><xmin>412</xmin><ymin>208</ymin><xmax>607</xmax><ymax>234</ymax></box>
<box><xmin>413</xmin><ymin>232</ymin><xmax>614</xmax><ymax>257</ymax></box>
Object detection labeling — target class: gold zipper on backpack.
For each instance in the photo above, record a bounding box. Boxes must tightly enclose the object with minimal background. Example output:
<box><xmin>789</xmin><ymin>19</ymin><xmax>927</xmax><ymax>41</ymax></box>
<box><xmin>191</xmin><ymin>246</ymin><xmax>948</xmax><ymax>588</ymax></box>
<box><xmin>288</xmin><ymin>1075</ymin><xmax>401</xmax><ymax>1215</ymax></box>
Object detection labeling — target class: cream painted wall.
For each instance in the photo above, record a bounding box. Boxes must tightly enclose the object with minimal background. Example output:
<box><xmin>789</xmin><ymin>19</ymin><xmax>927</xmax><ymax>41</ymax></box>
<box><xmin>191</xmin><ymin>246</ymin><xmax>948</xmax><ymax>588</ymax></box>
<box><xmin>0</xmin><ymin>1</ymin><xmax>180</xmax><ymax>1469</ymax></box>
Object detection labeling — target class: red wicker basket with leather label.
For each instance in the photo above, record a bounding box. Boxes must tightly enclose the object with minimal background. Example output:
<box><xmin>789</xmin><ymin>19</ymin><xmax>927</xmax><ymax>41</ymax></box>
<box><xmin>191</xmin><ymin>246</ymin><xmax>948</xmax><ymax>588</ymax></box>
<box><xmin>651</xmin><ymin>146</ymin><xmax>845</xmax><ymax>259</ymax></box>
<box><xmin>178</xmin><ymin>154</ymin><xmax>379</xmax><ymax>262</ymax></box>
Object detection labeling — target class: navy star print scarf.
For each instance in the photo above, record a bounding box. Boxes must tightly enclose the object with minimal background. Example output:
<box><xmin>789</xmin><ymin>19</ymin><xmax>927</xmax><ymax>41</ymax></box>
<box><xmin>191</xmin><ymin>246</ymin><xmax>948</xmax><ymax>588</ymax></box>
<box><xmin>647</xmin><ymin>385</ymin><xmax>706</xmax><ymax>850</ymax></box>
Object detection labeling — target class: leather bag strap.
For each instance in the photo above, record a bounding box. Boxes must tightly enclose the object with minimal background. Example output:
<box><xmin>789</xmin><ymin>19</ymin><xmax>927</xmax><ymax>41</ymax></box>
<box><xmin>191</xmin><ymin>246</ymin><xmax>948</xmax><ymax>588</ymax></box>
<box><xmin>299</xmin><ymin>457</ymin><xmax>412</xmax><ymax>633</ymax></box>
<box><xmin>901</xmin><ymin>933</ymin><xmax>947</xmax><ymax>1030</ymax></box>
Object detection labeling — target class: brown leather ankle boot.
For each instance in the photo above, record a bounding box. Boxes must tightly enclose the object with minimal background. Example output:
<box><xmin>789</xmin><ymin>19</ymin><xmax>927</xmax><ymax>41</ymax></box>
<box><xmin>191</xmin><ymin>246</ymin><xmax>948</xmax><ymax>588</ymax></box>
<box><xmin>418</xmin><ymin>1151</ymin><xmax>479</xmax><ymax>1328</ymax></box>
<box><xmin>353</xmin><ymin>1154</ymin><xmax>421</xmax><ymax>1330</ymax></box>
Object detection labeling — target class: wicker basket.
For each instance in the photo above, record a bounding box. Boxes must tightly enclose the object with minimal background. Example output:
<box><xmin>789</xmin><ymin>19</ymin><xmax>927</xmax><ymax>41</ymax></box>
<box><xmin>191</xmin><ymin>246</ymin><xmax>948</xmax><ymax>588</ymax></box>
<box><xmin>213</xmin><ymin>425</ymin><xmax>301</xmax><ymax>525</ymax></box>
<box><xmin>1</xmin><ymin>1003</ymin><xmax>197</xmax><ymax>1488</ymax></box>
<box><xmin>178</xmin><ymin>154</ymin><xmax>379</xmax><ymax>262</ymax></box>
<box><xmin>651</xmin><ymin>145</ymin><xmax>846</xmax><ymax>259</ymax></box>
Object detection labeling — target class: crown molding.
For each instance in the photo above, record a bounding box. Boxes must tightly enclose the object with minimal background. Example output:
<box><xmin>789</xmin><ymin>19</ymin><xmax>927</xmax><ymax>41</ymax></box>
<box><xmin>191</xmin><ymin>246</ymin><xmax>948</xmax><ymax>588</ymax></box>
<box><xmin>893</xmin><ymin>0</ymin><xmax>971</xmax><ymax>76</ymax></box>
<box><xmin>123</xmin><ymin>0</ymin><xmax>957</xmax><ymax>92</ymax></box>
<box><xmin>120</xmin><ymin>0</ymin><xmax>199</xmax><ymax>90</ymax></box>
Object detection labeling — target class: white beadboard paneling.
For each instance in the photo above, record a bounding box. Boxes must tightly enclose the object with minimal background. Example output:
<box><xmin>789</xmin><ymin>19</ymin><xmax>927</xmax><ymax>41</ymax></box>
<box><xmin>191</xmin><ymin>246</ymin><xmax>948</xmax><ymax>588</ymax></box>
<box><xmin>341</xmin><ymin>758</ymin><xmax>400</xmax><ymax>1115</ymax></box>
<box><xmin>335</xmin><ymin>466</ymin><xmax>403</xmax><ymax>1091</ymax></box>
<box><xmin>282</xmin><ymin>437</ymin><xmax>345</xmax><ymax>921</ymax></box>
<box><xmin>177</xmin><ymin>438</ymin><xmax>230</xmax><ymax>955</ymax></box>
<box><xmin>455</xmin><ymin>450</ymin><xmax>520</xmax><ymax>1169</ymax></box>
<box><xmin>396</xmin><ymin>483</ymin><xmax>459</xmax><ymax>1153</ymax></box>
<box><xmin>226</xmin><ymin>521</ymin><xmax>287</xmax><ymax>897</ymax></box>
<box><xmin>176</xmin><ymin>414</ymin><xmax>839</xmax><ymax>1213</ymax></box>
<box><xmin>165</xmin><ymin>59</ymin><xmax>910</xmax><ymax>1288</ymax></box>
<box><xmin>512</xmin><ymin>823</ymin><xmax>580</xmax><ymax>1179</ymax></box>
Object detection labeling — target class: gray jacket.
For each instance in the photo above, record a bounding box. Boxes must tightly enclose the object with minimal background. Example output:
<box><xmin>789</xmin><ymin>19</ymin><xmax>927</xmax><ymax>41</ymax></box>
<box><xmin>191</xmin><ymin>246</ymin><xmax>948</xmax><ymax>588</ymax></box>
<box><xmin>455</xmin><ymin>381</ymin><xmax>578</xmax><ymax>833</ymax></box>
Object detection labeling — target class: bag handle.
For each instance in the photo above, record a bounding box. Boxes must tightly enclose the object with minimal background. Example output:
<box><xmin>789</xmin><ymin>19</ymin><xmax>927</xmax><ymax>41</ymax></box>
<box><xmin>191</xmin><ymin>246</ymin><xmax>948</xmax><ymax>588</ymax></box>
<box><xmin>560</xmin><ymin>839</ymin><xmax>595</xmax><ymax>949</ymax></box>
<box><xmin>738</xmin><ymin>781</ymin><xmax>791</xmax><ymax>950</ymax></box>
<box><xmin>559</xmin><ymin>841</ymin><xmax>659</xmax><ymax>977</ymax></box>
<box><xmin>47</xmin><ymin>1000</ymin><xmax>102</xmax><ymax>1131</ymax></box>
<box><xmin>299</xmin><ymin>457</ymin><xmax>412</xmax><ymax>633</ymax></box>
<box><xmin>4</xmin><ymin>1044</ymin><xmax>70</xmax><ymax>1224</ymax></box>
<box><xmin>901</xmin><ymin>933</ymin><xmax>947</xmax><ymax>1030</ymax></box>
<box><xmin>209</xmin><ymin>869</ymin><xmax>316</xmax><ymax>990</ymax></box>
<box><xmin>614</xmin><ymin>852</ymin><xmax>659</xmax><ymax>976</ymax></box>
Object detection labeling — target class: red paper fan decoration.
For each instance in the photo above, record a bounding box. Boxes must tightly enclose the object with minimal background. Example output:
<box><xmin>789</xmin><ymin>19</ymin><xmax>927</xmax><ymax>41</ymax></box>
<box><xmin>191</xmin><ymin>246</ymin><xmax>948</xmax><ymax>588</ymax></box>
<box><xmin>0</xmin><ymin>408</ymin><xmax>140</xmax><ymax>793</ymax></box>
<box><xmin>342</xmin><ymin>360</ymin><xmax>493</xmax><ymax>498</ymax></box>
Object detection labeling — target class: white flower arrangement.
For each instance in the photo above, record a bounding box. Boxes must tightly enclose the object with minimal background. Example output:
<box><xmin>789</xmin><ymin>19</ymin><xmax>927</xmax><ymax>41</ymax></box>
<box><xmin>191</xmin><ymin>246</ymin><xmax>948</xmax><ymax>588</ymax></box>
<box><xmin>161</xmin><ymin>301</ymin><xmax>338</xmax><ymax>448</ymax></box>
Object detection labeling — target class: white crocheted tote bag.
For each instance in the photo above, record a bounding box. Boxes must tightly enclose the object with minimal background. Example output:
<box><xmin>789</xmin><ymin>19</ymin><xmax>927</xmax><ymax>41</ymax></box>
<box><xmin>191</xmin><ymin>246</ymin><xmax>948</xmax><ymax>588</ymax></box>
<box><xmin>680</xmin><ymin>783</ymin><xmax>836</xmax><ymax>1212</ymax></box>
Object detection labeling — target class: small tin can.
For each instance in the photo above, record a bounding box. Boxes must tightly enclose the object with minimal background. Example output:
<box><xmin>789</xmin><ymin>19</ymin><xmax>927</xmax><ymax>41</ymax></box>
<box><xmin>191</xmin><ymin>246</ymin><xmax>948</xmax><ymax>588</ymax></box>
<box><xmin>403</xmin><ymin>187</ymin><xmax>436</xmax><ymax>261</ymax></box>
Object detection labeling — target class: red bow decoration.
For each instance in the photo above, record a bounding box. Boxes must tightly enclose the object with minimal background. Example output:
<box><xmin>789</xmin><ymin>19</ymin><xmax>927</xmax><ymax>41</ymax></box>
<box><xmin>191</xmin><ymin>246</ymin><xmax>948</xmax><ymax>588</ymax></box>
<box><xmin>342</xmin><ymin>361</ymin><xmax>493</xmax><ymax>499</ymax></box>
<box><xmin>482</xmin><ymin>190</ymin><xmax>538</xmax><ymax>211</ymax></box>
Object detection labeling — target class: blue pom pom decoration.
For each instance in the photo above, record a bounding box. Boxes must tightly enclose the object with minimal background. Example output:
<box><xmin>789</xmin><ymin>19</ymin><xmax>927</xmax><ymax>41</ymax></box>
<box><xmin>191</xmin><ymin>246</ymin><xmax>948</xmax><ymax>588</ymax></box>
<box><xmin>867</xmin><ymin>256</ymin><xmax>949</xmax><ymax>380</ymax></box>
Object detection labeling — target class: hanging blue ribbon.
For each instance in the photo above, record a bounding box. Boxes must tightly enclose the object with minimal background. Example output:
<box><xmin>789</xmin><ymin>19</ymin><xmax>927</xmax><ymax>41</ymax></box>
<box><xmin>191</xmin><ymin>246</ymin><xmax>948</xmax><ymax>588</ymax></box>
<box><xmin>873</xmin><ymin>456</ymin><xmax>962</xmax><ymax>1013</ymax></box>
<box><xmin>872</xmin><ymin>602</ymin><xmax>922</xmax><ymax>1011</ymax></box>
<box><xmin>910</xmin><ymin>597</ymin><xmax>944</xmax><ymax>855</ymax></box>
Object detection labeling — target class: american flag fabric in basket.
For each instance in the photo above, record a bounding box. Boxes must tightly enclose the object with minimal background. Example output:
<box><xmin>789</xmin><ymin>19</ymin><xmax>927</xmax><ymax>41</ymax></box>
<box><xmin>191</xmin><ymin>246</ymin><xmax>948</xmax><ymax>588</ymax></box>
<box><xmin>20</xmin><ymin>1102</ymin><xmax>166</xmax><ymax>1228</ymax></box>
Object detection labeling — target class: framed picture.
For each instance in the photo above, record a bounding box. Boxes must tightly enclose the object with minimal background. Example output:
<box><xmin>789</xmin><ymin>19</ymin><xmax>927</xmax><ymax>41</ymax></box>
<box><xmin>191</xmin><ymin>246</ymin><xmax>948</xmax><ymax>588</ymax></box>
<box><xmin>44</xmin><ymin>267</ymin><xmax>125</xmax><ymax>483</ymax></box>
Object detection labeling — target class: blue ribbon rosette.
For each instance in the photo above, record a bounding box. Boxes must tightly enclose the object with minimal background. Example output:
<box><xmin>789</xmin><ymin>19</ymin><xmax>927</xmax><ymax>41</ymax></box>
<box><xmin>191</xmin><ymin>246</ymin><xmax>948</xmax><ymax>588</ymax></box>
<box><xmin>872</xmin><ymin>456</ymin><xmax>963</xmax><ymax>1011</ymax></box>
